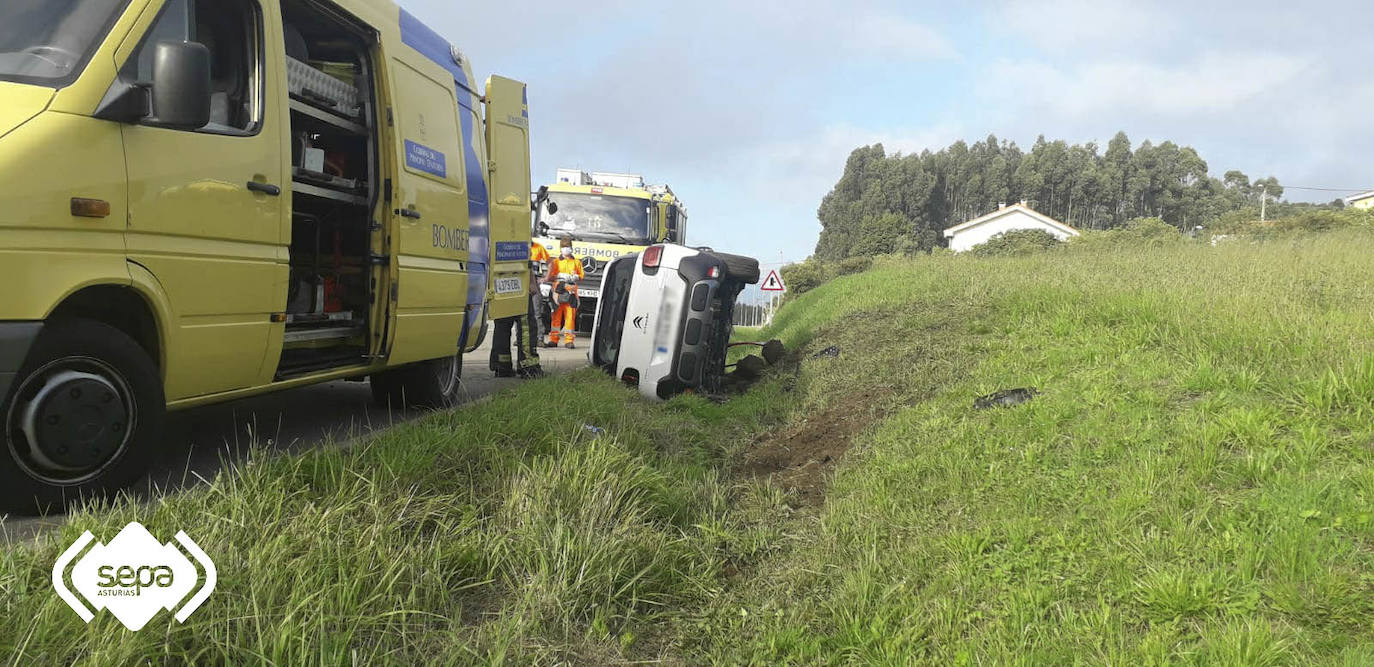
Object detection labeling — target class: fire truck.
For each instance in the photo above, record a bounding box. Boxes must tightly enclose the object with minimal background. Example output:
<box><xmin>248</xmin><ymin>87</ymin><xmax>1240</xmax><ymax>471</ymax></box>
<box><xmin>533</xmin><ymin>170</ymin><xmax>687</xmax><ymax>331</ymax></box>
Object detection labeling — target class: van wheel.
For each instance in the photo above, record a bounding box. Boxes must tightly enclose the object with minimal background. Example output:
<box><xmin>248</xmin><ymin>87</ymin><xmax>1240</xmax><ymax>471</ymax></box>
<box><xmin>710</xmin><ymin>252</ymin><xmax>761</xmax><ymax>284</ymax></box>
<box><xmin>370</xmin><ymin>352</ymin><xmax>463</xmax><ymax>409</ymax></box>
<box><xmin>1</xmin><ymin>320</ymin><xmax>163</xmax><ymax>515</ymax></box>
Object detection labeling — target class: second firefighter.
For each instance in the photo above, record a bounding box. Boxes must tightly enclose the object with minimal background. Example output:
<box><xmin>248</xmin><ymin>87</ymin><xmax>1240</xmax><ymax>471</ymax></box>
<box><xmin>547</xmin><ymin>237</ymin><xmax>584</xmax><ymax>349</ymax></box>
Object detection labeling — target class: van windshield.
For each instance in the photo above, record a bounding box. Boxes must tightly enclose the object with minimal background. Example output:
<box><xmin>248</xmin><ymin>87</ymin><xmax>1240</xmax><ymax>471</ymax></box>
<box><xmin>541</xmin><ymin>193</ymin><xmax>653</xmax><ymax>244</ymax></box>
<box><xmin>0</xmin><ymin>0</ymin><xmax>128</xmax><ymax>86</ymax></box>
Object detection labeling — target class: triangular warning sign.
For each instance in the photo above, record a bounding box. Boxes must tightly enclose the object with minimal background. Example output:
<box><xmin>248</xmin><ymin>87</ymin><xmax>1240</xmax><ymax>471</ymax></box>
<box><xmin>760</xmin><ymin>269</ymin><xmax>787</xmax><ymax>292</ymax></box>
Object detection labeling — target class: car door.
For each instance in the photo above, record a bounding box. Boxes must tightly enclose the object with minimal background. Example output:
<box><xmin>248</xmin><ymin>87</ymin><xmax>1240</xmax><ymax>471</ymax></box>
<box><xmin>119</xmin><ymin>0</ymin><xmax>287</xmax><ymax>401</ymax></box>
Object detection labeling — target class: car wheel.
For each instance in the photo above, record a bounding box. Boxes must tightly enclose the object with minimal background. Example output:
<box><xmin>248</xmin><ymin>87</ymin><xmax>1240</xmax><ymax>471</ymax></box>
<box><xmin>709</xmin><ymin>252</ymin><xmax>761</xmax><ymax>284</ymax></box>
<box><xmin>1</xmin><ymin>319</ymin><xmax>164</xmax><ymax>515</ymax></box>
<box><xmin>370</xmin><ymin>351</ymin><xmax>464</xmax><ymax>409</ymax></box>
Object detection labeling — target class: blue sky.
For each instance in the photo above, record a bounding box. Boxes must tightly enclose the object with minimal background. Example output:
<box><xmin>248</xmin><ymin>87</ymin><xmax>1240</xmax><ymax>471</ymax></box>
<box><xmin>405</xmin><ymin>0</ymin><xmax>1374</xmax><ymax>264</ymax></box>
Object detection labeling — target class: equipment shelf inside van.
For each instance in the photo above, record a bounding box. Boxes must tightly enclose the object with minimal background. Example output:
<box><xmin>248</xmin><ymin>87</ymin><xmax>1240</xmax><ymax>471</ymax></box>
<box><xmin>280</xmin><ymin>1</ymin><xmax>379</xmax><ymax>377</ymax></box>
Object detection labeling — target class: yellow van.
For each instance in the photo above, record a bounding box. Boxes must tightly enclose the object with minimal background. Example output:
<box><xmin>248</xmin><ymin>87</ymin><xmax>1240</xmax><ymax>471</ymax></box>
<box><xmin>0</xmin><ymin>0</ymin><xmax>534</xmax><ymax>512</ymax></box>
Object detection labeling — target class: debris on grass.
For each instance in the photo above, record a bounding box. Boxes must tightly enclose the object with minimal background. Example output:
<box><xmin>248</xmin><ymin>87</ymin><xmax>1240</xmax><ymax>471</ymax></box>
<box><xmin>762</xmin><ymin>340</ymin><xmax>785</xmax><ymax>365</ymax></box>
<box><xmin>973</xmin><ymin>387</ymin><xmax>1039</xmax><ymax>409</ymax></box>
<box><xmin>733</xmin><ymin>355</ymin><xmax>767</xmax><ymax>380</ymax></box>
<box><xmin>813</xmin><ymin>345</ymin><xmax>841</xmax><ymax>359</ymax></box>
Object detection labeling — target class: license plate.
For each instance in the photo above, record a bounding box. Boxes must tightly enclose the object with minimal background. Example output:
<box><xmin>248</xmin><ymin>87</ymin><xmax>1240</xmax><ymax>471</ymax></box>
<box><xmin>579</xmin><ymin>288</ymin><xmax>600</xmax><ymax>299</ymax></box>
<box><xmin>494</xmin><ymin>277</ymin><xmax>523</xmax><ymax>295</ymax></box>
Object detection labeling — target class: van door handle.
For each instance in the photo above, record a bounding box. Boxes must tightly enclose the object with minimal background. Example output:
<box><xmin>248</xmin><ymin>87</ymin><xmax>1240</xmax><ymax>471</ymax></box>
<box><xmin>397</xmin><ymin>208</ymin><xmax>422</xmax><ymax>219</ymax></box>
<box><xmin>247</xmin><ymin>181</ymin><xmax>281</xmax><ymax>196</ymax></box>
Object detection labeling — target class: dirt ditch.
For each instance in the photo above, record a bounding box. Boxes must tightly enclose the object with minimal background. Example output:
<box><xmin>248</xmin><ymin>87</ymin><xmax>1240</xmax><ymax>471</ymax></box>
<box><xmin>738</xmin><ymin>386</ymin><xmax>892</xmax><ymax>507</ymax></box>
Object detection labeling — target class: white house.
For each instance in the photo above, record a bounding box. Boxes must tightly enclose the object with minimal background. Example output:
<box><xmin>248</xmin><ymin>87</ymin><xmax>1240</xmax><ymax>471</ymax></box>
<box><xmin>943</xmin><ymin>202</ymin><xmax>1079</xmax><ymax>252</ymax></box>
<box><xmin>1345</xmin><ymin>191</ymin><xmax>1374</xmax><ymax>210</ymax></box>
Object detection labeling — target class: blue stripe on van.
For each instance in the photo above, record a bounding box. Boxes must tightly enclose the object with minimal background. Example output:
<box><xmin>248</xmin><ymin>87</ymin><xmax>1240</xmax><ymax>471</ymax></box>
<box><xmin>398</xmin><ymin>9</ymin><xmax>476</xmax><ymax>93</ymax></box>
<box><xmin>460</xmin><ymin>94</ymin><xmax>490</xmax><ymax>335</ymax></box>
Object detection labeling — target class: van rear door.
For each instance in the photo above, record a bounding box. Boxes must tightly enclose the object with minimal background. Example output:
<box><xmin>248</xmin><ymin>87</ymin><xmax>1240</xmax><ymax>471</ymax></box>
<box><xmin>483</xmin><ymin>76</ymin><xmax>532</xmax><ymax>322</ymax></box>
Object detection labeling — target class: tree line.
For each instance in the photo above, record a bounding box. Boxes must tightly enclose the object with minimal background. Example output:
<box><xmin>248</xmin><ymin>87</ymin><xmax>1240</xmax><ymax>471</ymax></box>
<box><xmin>812</xmin><ymin>132</ymin><xmax>1318</xmax><ymax>259</ymax></box>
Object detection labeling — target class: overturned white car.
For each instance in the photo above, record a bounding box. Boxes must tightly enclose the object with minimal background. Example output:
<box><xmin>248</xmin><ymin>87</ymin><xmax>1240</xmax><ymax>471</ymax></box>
<box><xmin>588</xmin><ymin>244</ymin><xmax>760</xmax><ymax>399</ymax></box>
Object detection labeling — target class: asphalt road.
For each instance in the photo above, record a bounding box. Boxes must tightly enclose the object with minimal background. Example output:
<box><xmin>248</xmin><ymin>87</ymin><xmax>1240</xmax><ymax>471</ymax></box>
<box><xmin>1</xmin><ymin>338</ymin><xmax>588</xmax><ymax>543</ymax></box>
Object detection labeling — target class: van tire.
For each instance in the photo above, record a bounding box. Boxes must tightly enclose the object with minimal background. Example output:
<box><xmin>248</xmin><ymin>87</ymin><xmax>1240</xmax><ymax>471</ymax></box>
<box><xmin>710</xmin><ymin>252</ymin><xmax>761</xmax><ymax>284</ymax></box>
<box><xmin>370</xmin><ymin>352</ymin><xmax>463</xmax><ymax>410</ymax></box>
<box><xmin>1</xmin><ymin>320</ymin><xmax>163</xmax><ymax>515</ymax></box>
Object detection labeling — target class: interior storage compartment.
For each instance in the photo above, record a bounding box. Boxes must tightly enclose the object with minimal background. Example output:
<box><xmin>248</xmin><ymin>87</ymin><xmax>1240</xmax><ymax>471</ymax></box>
<box><xmin>278</xmin><ymin>0</ymin><xmax>379</xmax><ymax>377</ymax></box>
<box><xmin>286</xmin><ymin>56</ymin><xmax>361</xmax><ymax>119</ymax></box>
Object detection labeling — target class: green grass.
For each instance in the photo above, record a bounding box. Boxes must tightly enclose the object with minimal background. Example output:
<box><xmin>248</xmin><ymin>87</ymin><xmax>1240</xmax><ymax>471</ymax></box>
<box><xmin>0</xmin><ymin>373</ymin><xmax>792</xmax><ymax>664</ymax></box>
<box><xmin>690</xmin><ymin>231</ymin><xmax>1374</xmax><ymax>664</ymax></box>
<box><xmin>3</xmin><ymin>230</ymin><xmax>1374</xmax><ymax>664</ymax></box>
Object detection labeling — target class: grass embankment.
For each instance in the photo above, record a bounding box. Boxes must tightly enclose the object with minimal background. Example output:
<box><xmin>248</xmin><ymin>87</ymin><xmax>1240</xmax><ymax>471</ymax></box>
<box><xmin>1</xmin><ymin>370</ymin><xmax>792</xmax><ymax>664</ymax></box>
<box><xmin>4</xmin><ymin>230</ymin><xmax>1374</xmax><ymax>664</ymax></box>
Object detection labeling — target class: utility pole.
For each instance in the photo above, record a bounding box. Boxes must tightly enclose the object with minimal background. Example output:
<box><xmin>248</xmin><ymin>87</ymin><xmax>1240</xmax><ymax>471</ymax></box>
<box><xmin>1260</xmin><ymin>185</ymin><xmax>1268</xmax><ymax>222</ymax></box>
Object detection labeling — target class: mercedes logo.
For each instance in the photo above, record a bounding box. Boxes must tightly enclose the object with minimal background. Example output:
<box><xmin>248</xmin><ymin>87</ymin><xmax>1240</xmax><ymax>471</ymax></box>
<box><xmin>581</xmin><ymin>256</ymin><xmax>598</xmax><ymax>272</ymax></box>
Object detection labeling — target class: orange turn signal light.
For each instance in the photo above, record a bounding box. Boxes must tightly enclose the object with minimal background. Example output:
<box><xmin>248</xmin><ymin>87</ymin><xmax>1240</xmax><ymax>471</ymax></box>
<box><xmin>71</xmin><ymin>198</ymin><xmax>111</xmax><ymax>218</ymax></box>
<box><xmin>270</xmin><ymin>313</ymin><xmax>288</xmax><ymax>323</ymax></box>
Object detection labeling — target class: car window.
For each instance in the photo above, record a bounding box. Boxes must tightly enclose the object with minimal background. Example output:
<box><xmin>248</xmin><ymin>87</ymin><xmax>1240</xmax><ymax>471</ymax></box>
<box><xmin>593</xmin><ymin>256</ymin><xmax>636</xmax><ymax>369</ymax></box>
<box><xmin>121</xmin><ymin>0</ymin><xmax>263</xmax><ymax>134</ymax></box>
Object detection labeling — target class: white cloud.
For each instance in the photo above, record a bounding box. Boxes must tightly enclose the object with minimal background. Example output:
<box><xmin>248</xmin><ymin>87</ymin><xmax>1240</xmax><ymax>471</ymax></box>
<box><xmin>837</xmin><ymin>11</ymin><xmax>958</xmax><ymax>61</ymax></box>
<box><xmin>994</xmin><ymin>0</ymin><xmax>1177</xmax><ymax>54</ymax></box>
<box><xmin>748</xmin><ymin>123</ymin><xmax>964</xmax><ymax>194</ymax></box>
<box><xmin>984</xmin><ymin>52</ymin><xmax>1310</xmax><ymax>117</ymax></box>
<box><xmin>718</xmin><ymin>123</ymin><xmax>964</xmax><ymax>259</ymax></box>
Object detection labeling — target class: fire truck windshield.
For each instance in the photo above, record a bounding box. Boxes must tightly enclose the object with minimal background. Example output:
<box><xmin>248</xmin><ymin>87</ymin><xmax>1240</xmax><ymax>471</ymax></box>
<box><xmin>542</xmin><ymin>193</ymin><xmax>652</xmax><ymax>243</ymax></box>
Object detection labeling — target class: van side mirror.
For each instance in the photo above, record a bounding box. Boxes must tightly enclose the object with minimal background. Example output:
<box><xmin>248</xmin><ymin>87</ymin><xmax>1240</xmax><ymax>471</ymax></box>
<box><xmin>150</xmin><ymin>42</ymin><xmax>211</xmax><ymax>130</ymax></box>
<box><xmin>546</xmin><ymin>201</ymin><xmax>558</xmax><ymax>215</ymax></box>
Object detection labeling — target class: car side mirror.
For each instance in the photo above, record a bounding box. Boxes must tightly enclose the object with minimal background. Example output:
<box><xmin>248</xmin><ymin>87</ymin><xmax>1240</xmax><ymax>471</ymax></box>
<box><xmin>150</xmin><ymin>42</ymin><xmax>211</xmax><ymax>130</ymax></box>
<box><xmin>546</xmin><ymin>201</ymin><xmax>558</xmax><ymax>215</ymax></box>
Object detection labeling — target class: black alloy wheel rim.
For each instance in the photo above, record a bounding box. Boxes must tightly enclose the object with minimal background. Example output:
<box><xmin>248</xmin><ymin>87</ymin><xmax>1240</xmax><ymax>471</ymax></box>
<box><xmin>5</xmin><ymin>357</ymin><xmax>136</xmax><ymax>485</ymax></box>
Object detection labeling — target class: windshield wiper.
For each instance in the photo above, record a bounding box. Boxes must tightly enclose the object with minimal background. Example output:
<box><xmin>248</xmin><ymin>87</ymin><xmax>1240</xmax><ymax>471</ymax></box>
<box><xmin>575</xmin><ymin>231</ymin><xmax>650</xmax><ymax>245</ymax></box>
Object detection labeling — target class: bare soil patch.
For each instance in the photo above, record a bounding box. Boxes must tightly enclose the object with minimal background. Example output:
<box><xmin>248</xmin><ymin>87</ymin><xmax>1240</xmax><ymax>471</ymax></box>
<box><xmin>739</xmin><ymin>387</ymin><xmax>890</xmax><ymax>507</ymax></box>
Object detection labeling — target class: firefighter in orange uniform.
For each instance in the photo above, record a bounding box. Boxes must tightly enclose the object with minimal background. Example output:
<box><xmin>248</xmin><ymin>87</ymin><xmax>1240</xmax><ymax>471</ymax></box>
<box><xmin>546</xmin><ymin>237</ymin><xmax>585</xmax><ymax>349</ymax></box>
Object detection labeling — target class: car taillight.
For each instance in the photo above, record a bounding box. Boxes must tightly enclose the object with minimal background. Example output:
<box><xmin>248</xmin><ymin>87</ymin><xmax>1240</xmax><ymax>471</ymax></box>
<box><xmin>707</xmin><ymin>266</ymin><xmax>721</xmax><ymax>279</ymax></box>
<box><xmin>642</xmin><ymin>245</ymin><xmax>663</xmax><ymax>268</ymax></box>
